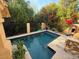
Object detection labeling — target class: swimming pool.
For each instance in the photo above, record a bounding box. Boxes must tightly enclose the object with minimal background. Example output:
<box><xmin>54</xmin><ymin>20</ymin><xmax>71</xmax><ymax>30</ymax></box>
<box><xmin>11</xmin><ymin>31</ymin><xmax>59</xmax><ymax>59</ymax></box>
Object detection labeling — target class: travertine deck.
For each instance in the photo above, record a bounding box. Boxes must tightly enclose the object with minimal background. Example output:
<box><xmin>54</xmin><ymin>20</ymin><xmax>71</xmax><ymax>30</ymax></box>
<box><xmin>23</xmin><ymin>45</ymin><xmax>32</xmax><ymax>59</ymax></box>
<box><xmin>48</xmin><ymin>36</ymin><xmax>79</xmax><ymax>59</ymax></box>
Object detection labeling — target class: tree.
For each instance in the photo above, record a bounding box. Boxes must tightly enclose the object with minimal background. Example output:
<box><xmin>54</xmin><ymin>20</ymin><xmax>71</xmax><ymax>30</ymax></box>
<box><xmin>8</xmin><ymin>0</ymin><xmax>34</xmax><ymax>23</ymax></box>
<box><xmin>5</xmin><ymin>0</ymin><xmax>34</xmax><ymax>35</ymax></box>
<box><xmin>36</xmin><ymin>0</ymin><xmax>78</xmax><ymax>32</ymax></box>
<box><xmin>38</xmin><ymin>3</ymin><xmax>65</xmax><ymax>32</ymax></box>
<box><xmin>59</xmin><ymin>0</ymin><xmax>77</xmax><ymax>19</ymax></box>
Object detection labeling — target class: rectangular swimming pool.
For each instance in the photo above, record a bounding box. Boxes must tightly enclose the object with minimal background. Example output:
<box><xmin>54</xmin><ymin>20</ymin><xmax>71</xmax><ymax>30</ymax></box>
<box><xmin>11</xmin><ymin>31</ymin><xmax>59</xmax><ymax>59</ymax></box>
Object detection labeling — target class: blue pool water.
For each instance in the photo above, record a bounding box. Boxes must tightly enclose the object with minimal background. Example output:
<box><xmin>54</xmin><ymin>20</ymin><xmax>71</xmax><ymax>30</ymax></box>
<box><xmin>11</xmin><ymin>31</ymin><xmax>59</xmax><ymax>59</ymax></box>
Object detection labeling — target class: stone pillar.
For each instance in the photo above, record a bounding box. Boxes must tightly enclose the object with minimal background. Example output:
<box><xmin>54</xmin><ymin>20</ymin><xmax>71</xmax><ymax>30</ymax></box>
<box><xmin>41</xmin><ymin>22</ymin><xmax>46</xmax><ymax>30</ymax></box>
<box><xmin>27</xmin><ymin>23</ymin><xmax>30</xmax><ymax>33</ymax></box>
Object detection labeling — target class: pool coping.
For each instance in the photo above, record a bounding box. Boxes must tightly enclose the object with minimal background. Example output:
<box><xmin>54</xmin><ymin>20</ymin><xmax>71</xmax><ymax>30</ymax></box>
<box><xmin>23</xmin><ymin>45</ymin><xmax>32</xmax><ymax>59</ymax></box>
<box><xmin>7</xmin><ymin>30</ymin><xmax>46</xmax><ymax>40</ymax></box>
<box><xmin>7</xmin><ymin>30</ymin><xmax>62</xmax><ymax>40</ymax></box>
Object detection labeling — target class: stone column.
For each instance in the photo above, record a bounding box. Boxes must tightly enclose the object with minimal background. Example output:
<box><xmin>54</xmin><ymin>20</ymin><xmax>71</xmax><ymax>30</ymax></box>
<box><xmin>41</xmin><ymin>22</ymin><xmax>46</xmax><ymax>30</ymax></box>
<box><xmin>27</xmin><ymin>23</ymin><xmax>30</xmax><ymax>33</ymax></box>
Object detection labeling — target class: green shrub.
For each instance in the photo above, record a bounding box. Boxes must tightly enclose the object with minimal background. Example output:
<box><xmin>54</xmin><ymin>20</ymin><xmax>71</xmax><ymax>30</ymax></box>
<box><xmin>13</xmin><ymin>41</ymin><xmax>25</xmax><ymax>59</ymax></box>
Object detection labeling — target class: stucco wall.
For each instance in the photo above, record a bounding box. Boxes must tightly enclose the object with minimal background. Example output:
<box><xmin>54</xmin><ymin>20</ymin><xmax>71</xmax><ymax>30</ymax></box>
<box><xmin>0</xmin><ymin>0</ymin><xmax>12</xmax><ymax>59</ymax></box>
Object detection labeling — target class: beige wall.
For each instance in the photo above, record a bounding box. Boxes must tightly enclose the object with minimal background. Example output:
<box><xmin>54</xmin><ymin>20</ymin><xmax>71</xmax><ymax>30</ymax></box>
<box><xmin>0</xmin><ymin>0</ymin><xmax>12</xmax><ymax>59</ymax></box>
<box><xmin>0</xmin><ymin>17</ymin><xmax>12</xmax><ymax>59</ymax></box>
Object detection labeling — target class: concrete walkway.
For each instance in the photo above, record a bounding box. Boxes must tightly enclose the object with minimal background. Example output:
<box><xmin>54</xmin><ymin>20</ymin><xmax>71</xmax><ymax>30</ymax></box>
<box><xmin>48</xmin><ymin>36</ymin><xmax>79</xmax><ymax>59</ymax></box>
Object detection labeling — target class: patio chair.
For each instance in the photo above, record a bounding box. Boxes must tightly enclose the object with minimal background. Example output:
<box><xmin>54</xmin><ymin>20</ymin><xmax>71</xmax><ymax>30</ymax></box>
<box><xmin>73</xmin><ymin>33</ymin><xmax>79</xmax><ymax>39</ymax></box>
<box><xmin>64</xmin><ymin>25</ymin><xmax>78</xmax><ymax>36</ymax></box>
<box><xmin>64</xmin><ymin>28</ymin><xmax>75</xmax><ymax>36</ymax></box>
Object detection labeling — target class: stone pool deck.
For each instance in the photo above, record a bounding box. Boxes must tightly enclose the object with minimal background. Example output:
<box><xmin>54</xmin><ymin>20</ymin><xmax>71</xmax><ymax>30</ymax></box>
<box><xmin>48</xmin><ymin>35</ymin><xmax>79</xmax><ymax>59</ymax></box>
<box><xmin>23</xmin><ymin>45</ymin><xmax>32</xmax><ymax>59</ymax></box>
